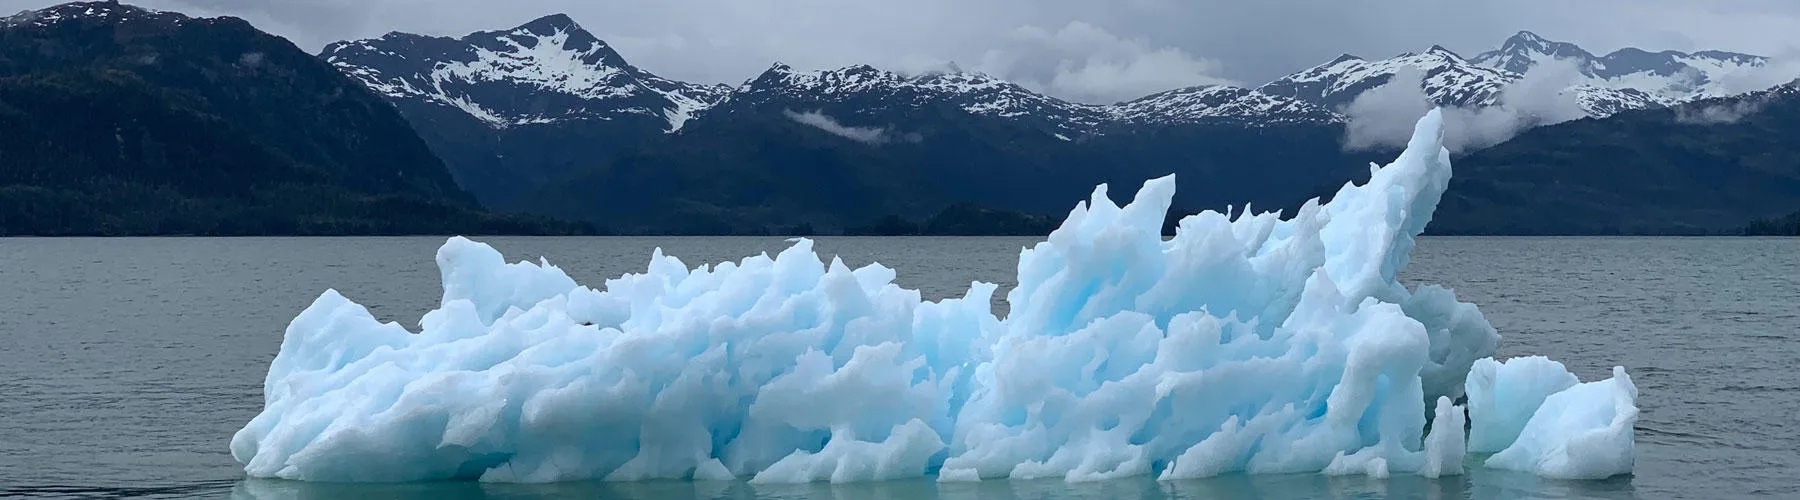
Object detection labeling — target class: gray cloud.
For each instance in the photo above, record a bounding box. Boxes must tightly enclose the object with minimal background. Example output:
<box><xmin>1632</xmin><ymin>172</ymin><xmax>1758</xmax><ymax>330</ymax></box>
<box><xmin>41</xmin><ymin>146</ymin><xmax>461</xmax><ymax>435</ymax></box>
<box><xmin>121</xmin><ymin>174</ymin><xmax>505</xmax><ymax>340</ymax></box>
<box><xmin>974</xmin><ymin>21</ymin><xmax>1235</xmax><ymax>104</ymax></box>
<box><xmin>5</xmin><ymin>0</ymin><xmax>1800</xmax><ymax>103</ymax></box>
<box><xmin>783</xmin><ymin>110</ymin><xmax>893</xmax><ymax>144</ymax></box>
<box><xmin>1709</xmin><ymin>51</ymin><xmax>1800</xmax><ymax>97</ymax></box>
<box><xmin>1677</xmin><ymin>99</ymin><xmax>1766</xmax><ymax>125</ymax></box>
<box><xmin>1343</xmin><ymin>59</ymin><xmax>1589</xmax><ymax>152</ymax></box>
<box><xmin>1341</xmin><ymin>67</ymin><xmax>1435</xmax><ymax>152</ymax></box>
<box><xmin>1675</xmin><ymin>70</ymin><xmax>1797</xmax><ymax>125</ymax></box>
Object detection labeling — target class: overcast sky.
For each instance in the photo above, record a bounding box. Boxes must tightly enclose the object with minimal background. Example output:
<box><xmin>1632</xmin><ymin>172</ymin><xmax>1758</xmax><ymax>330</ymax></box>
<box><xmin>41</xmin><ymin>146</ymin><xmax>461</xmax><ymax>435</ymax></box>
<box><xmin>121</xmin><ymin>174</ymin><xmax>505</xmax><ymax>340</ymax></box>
<box><xmin>8</xmin><ymin>0</ymin><xmax>1800</xmax><ymax>103</ymax></box>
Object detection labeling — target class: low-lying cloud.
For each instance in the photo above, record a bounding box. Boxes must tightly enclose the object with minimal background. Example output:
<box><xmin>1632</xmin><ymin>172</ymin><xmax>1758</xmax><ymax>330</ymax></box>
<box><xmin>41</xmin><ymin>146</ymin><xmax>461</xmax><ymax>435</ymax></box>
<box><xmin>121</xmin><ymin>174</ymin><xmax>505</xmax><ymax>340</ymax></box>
<box><xmin>1340</xmin><ymin>67</ymin><xmax>1435</xmax><ymax>151</ymax></box>
<box><xmin>1674</xmin><ymin>84</ymin><xmax>1794</xmax><ymax>125</ymax></box>
<box><xmin>1675</xmin><ymin>99</ymin><xmax>1765</xmax><ymax>124</ymax></box>
<box><xmin>975</xmin><ymin>21</ymin><xmax>1236</xmax><ymax>104</ymax></box>
<box><xmin>1342</xmin><ymin>59</ymin><xmax>1588</xmax><ymax>152</ymax></box>
<box><xmin>1676</xmin><ymin>53</ymin><xmax>1800</xmax><ymax>125</ymax></box>
<box><xmin>783</xmin><ymin>109</ymin><xmax>896</xmax><ymax>144</ymax></box>
<box><xmin>1707</xmin><ymin>52</ymin><xmax>1800</xmax><ymax>97</ymax></box>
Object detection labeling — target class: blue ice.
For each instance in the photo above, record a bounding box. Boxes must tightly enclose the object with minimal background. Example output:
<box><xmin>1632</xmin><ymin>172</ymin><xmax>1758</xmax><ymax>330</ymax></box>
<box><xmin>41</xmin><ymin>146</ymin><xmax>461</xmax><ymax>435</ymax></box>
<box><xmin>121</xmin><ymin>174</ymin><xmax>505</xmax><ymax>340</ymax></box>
<box><xmin>230</xmin><ymin>109</ymin><xmax>1634</xmax><ymax>483</ymax></box>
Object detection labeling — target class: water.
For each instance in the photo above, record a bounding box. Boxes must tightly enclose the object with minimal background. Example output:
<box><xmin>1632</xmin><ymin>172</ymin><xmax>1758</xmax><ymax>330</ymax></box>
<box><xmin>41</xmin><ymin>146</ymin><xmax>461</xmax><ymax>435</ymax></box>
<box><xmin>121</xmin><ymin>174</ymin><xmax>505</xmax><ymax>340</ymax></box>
<box><xmin>1</xmin><ymin>236</ymin><xmax>1795</xmax><ymax>499</ymax></box>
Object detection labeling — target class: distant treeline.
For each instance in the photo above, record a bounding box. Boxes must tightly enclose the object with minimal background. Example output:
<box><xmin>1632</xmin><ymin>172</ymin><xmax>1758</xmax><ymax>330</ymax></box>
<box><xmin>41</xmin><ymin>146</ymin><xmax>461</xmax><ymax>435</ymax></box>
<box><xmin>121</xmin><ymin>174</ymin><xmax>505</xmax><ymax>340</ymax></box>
<box><xmin>845</xmin><ymin>203</ymin><xmax>1060</xmax><ymax>236</ymax></box>
<box><xmin>1743</xmin><ymin>211</ymin><xmax>1800</xmax><ymax>236</ymax></box>
<box><xmin>0</xmin><ymin>183</ymin><xmax>591</xmax><ymax>236</ymax></box>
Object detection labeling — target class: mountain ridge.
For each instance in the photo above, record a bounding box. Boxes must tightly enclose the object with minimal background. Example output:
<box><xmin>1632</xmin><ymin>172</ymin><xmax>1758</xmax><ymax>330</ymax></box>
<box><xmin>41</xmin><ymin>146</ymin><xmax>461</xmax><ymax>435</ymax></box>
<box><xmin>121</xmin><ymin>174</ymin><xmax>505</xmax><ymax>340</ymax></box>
<box><xmin>312</xmin><ymin>11</ymin><xmax>1800</xmax><ymax>235</ymax></box>
<box><xmin>327</xmin><ymin>17</ymin><xmax>1785</xmax><ymax>142</ymax></box>
<box><xmin>1470</xmin><ymin>30</ymin><xmax>1767</xmax><ymax>104</ymax></box>
<box><xmin>13</xmin><ymin>2</ymin><xmax>1799</xmax><ymax>237</ymax></box>
<box><xmin>320</xmin><ymin>14</ymin><xmax>726</xmax><ymax>132</ymax></box>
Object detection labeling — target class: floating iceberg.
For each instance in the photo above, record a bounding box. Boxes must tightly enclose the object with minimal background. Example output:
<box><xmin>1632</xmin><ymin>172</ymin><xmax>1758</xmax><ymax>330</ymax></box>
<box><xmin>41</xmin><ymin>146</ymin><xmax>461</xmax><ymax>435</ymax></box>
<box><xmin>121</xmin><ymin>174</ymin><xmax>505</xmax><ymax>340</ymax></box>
<box><xmin>1470</xmin><ymin>359</ymin><xmax>1639</xmax><ymax>480</ymax></box>
<box><xmin>1464</xmin><ymin>356</ymin><xmax>1581</xmax><ymax>453</ymax></box>
<box><xmin>231</xmin><ymin>109</ymin><xmax>1631</xmax><ymax>483</ymax></box>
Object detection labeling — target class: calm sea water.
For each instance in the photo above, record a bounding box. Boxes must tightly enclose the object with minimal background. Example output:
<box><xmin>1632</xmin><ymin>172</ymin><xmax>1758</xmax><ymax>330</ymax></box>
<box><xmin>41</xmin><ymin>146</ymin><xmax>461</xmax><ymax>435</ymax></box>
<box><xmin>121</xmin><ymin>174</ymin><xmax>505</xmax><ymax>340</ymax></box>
<box><xmin>1</xmin><ymin>236</ymin><xmax>1796</xmax><ymax>499</ymax></box>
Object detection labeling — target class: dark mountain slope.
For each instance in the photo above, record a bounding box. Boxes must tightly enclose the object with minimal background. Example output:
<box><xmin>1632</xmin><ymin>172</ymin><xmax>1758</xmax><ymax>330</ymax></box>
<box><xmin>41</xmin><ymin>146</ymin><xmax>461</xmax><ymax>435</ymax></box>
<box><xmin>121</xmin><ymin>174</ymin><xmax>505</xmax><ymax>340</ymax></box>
<box><xmin>531</xmin><ymin>109</ymin><xmax>943</xmax><ymax>235</ymax></box>
<box><xmin>1434</xmin><ymin>83</ymin><xmax>1800</xmax><ymax>235</ymax></box>
<box><xmin>529</xmin><ymin>78</ymin><xmax>1381</xmax><ymax>235</ymax></box>
<box><xmin>0</xmin><ymin>2</ymin><xmax>584</xmax><ymax>235</ymax></box>
<box><xmin>320</xmin><ymin>15</ymin><xmax>726</xmax><ymax>212</ymax></box>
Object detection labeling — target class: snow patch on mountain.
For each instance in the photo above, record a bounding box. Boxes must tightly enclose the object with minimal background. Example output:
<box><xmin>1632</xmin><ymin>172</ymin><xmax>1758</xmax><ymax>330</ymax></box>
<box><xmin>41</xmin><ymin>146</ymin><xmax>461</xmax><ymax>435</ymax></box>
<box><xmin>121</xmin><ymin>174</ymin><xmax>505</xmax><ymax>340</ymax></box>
<box><xmin>661</xmin><ymin>92</ymin><xmax>709</xmax><ymax>132</ymax></box>
<box><xmin>430</xmin><ymin>25</ymin><xmax>632</xmax><ymax>102</ymax></box>
<box><xmin>1112</xmin><ymin>85</ymin><xmax>1340</xmax><ymax>125</ymax></box>
<box><xmin>3</xmin><ymin>1</ymin><xmax>171</xmax><ymax>28</ymax></box>
<box><xmin>1569</xmin><ymin>86</ymin><xmax>1664</xmax><ymax>117</ymax></box>
<box><xmin>1260</xmin><ymin>47</ymin><xmax>1514</xmax><ymax>110</ymax></box>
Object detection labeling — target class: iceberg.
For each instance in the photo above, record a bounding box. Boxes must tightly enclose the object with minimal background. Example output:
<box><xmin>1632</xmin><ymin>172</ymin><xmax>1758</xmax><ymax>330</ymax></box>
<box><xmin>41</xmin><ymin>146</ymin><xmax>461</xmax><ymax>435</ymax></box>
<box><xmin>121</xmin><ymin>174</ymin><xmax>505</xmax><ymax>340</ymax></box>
<box><xmin>1471</xmin><ymin>359</ymin><xmax>1639</xmax><ymax>479</ymax></box>
<box><xmin>230</xmin><ymin>109</ymin><xmax>1630</xmax><ymax>483</ymax></box>
<box><xmin>1464</xmin><ymin>356</ymin><xmax>1580</xmax><ymax>453</ymax></box>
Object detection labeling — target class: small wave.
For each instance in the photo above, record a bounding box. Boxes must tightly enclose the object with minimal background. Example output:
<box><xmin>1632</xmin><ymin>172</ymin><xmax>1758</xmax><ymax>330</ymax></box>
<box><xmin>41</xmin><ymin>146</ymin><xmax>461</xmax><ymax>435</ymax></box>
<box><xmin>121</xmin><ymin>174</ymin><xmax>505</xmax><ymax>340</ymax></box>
<box><xmin>1716</xmin><ymin>384</ymin><xmax>1796</xmax><ymax>393</ymax></box>
<box><xmin>0</xmin><ymin>479</ymin><xmax>237</xmax><ymax>498</ymax></box>
<box><xmin>1636</xmin><ymin>425</ymin><xmax>1711</xmax><ymax>439</ymax></box>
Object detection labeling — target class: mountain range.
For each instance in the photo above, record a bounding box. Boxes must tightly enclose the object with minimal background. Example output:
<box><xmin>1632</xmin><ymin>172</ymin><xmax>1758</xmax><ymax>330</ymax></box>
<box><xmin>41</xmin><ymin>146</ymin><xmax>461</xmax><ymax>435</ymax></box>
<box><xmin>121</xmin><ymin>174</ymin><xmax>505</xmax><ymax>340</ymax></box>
<box><xmin>317</xmin><ymin>12</ymin><xmax>1792</xmax><ymax>234</ymax></box>
<box><xmin>329</xmin><ymin>17</ymin><xmax>1769</xmax><ymax>136</ymax></box>
<box><xmin>3</xmin><ymin>2</ymin><xmax>1798</xmax><ymax>235</ymax></box>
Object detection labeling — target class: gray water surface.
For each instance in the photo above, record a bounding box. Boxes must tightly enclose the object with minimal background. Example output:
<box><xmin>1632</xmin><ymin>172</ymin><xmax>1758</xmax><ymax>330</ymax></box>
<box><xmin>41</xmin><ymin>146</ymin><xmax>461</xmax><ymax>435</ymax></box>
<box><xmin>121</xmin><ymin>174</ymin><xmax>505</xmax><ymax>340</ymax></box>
<box><xmin>1</xmin><ymin>236</ymin><xmax>1796</xmax><ymax>499</ymax></box>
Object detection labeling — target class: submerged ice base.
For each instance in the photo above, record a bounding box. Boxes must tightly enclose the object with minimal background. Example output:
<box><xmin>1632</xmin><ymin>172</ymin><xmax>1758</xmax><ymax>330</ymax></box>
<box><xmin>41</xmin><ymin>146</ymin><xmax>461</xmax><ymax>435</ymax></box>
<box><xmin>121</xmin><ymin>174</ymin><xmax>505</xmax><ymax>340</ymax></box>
<box><xmin>231</xmin><ymin>110</ymin><xmax>1635</xmax><ymax>483</ymax></box>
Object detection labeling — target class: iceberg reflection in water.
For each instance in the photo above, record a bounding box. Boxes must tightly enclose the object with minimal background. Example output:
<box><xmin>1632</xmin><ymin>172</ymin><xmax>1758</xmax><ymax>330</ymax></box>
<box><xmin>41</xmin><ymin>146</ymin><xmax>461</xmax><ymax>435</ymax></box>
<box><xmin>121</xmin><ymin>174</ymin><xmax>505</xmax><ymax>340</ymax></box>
<box><xmin>229</xmin><ymin>471</ymin><xmax>1640</xmax><ymax>500</ymax></box>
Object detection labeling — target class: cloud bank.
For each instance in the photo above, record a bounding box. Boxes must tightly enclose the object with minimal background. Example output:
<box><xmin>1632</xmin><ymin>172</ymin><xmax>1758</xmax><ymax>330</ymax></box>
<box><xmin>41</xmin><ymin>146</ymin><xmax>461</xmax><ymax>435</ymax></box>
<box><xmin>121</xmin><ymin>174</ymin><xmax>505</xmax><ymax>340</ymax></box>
<box><xmin>975</xmin><ymin>22</ymin><xmax>1235</xmax><ymax>104</ymax></box>
<box><xmin>1343</xmin><ymin>59</ymin><xmax>1589</xmax><ymax>152</ymax></box>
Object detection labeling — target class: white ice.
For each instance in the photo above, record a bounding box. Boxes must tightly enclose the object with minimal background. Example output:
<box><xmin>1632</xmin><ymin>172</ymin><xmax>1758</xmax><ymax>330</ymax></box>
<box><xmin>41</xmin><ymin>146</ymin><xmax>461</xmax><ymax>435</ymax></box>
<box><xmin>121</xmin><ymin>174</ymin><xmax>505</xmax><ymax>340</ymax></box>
<box><xmin>1470</xmin><ymin>358</ymin><xmax>1639</xmax><ymax>480</ymax></box>
<box><xmin>230</xmin><ymin>109</ymin><xmax>1629</xmax><ymax>484</ymax></box>
<box><xmin>1464</xmin><ymin>356</ymin><xmax>1580</xmax><ymax>453</ymax></box>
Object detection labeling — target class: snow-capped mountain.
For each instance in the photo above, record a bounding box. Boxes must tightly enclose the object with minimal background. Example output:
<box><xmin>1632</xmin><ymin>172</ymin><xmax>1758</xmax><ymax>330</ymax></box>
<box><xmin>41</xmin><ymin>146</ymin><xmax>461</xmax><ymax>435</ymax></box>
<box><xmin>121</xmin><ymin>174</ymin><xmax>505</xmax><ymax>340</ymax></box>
<box><xmin>715</xmin><ymin>63</ymin><xmax>1339</xmax><ymax>135</ymax></box>
<box><xmin>3</xmin><ymin>0</ymin><xmax>174</xmax><ymax>27</ymax></box>
<box><xmin>310</xmin><ymin>13</ymin><xmax>1798</xmax><ymax>222</ymax></box>
<box><xmin>316</xmin><ymin>15</ymin><xmax>745</xmax><ymax>212</ymax></box>
<box><xmin>1259</xmin><ymin>31</ymin><xmax>1774</xmax><ymax>119</ymax></box>
<box><xmin>716</xmin><ymin>63</ymin><xmax>1114</xmax><ymax>134</ymax></box>
<box><xmin>322</xmin><ymin>14</ymin><xmax>726</xmax><ymax>132</ymax></box>
<box><xmin>1472</xmin><ymin>31</ymin><xmax>1597</xmax><ymax>75</ymax></box>
<box><xmin>1109</xmin><ymin>85</ymin><xmax>1340</xmax><ymax>126</ymax></box>
<box><xmin>1471</xmin><ymin>31</ymin><xmax>1768</xmax><ymax>102</ymax></box>
<box><xmin>321</xmin><ymin>15</ymin><xmax>1785</xmax><ymax>142</ymax></box>
<box><xmin>325</xmin><ymin>13</ymin><xmax>1342</xmax><ymax>142</ymax></box>
<box><xmin>1260</xmin><ymin>47</ymin><xmax>1515</xmax><ymax>109</ymax></box>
